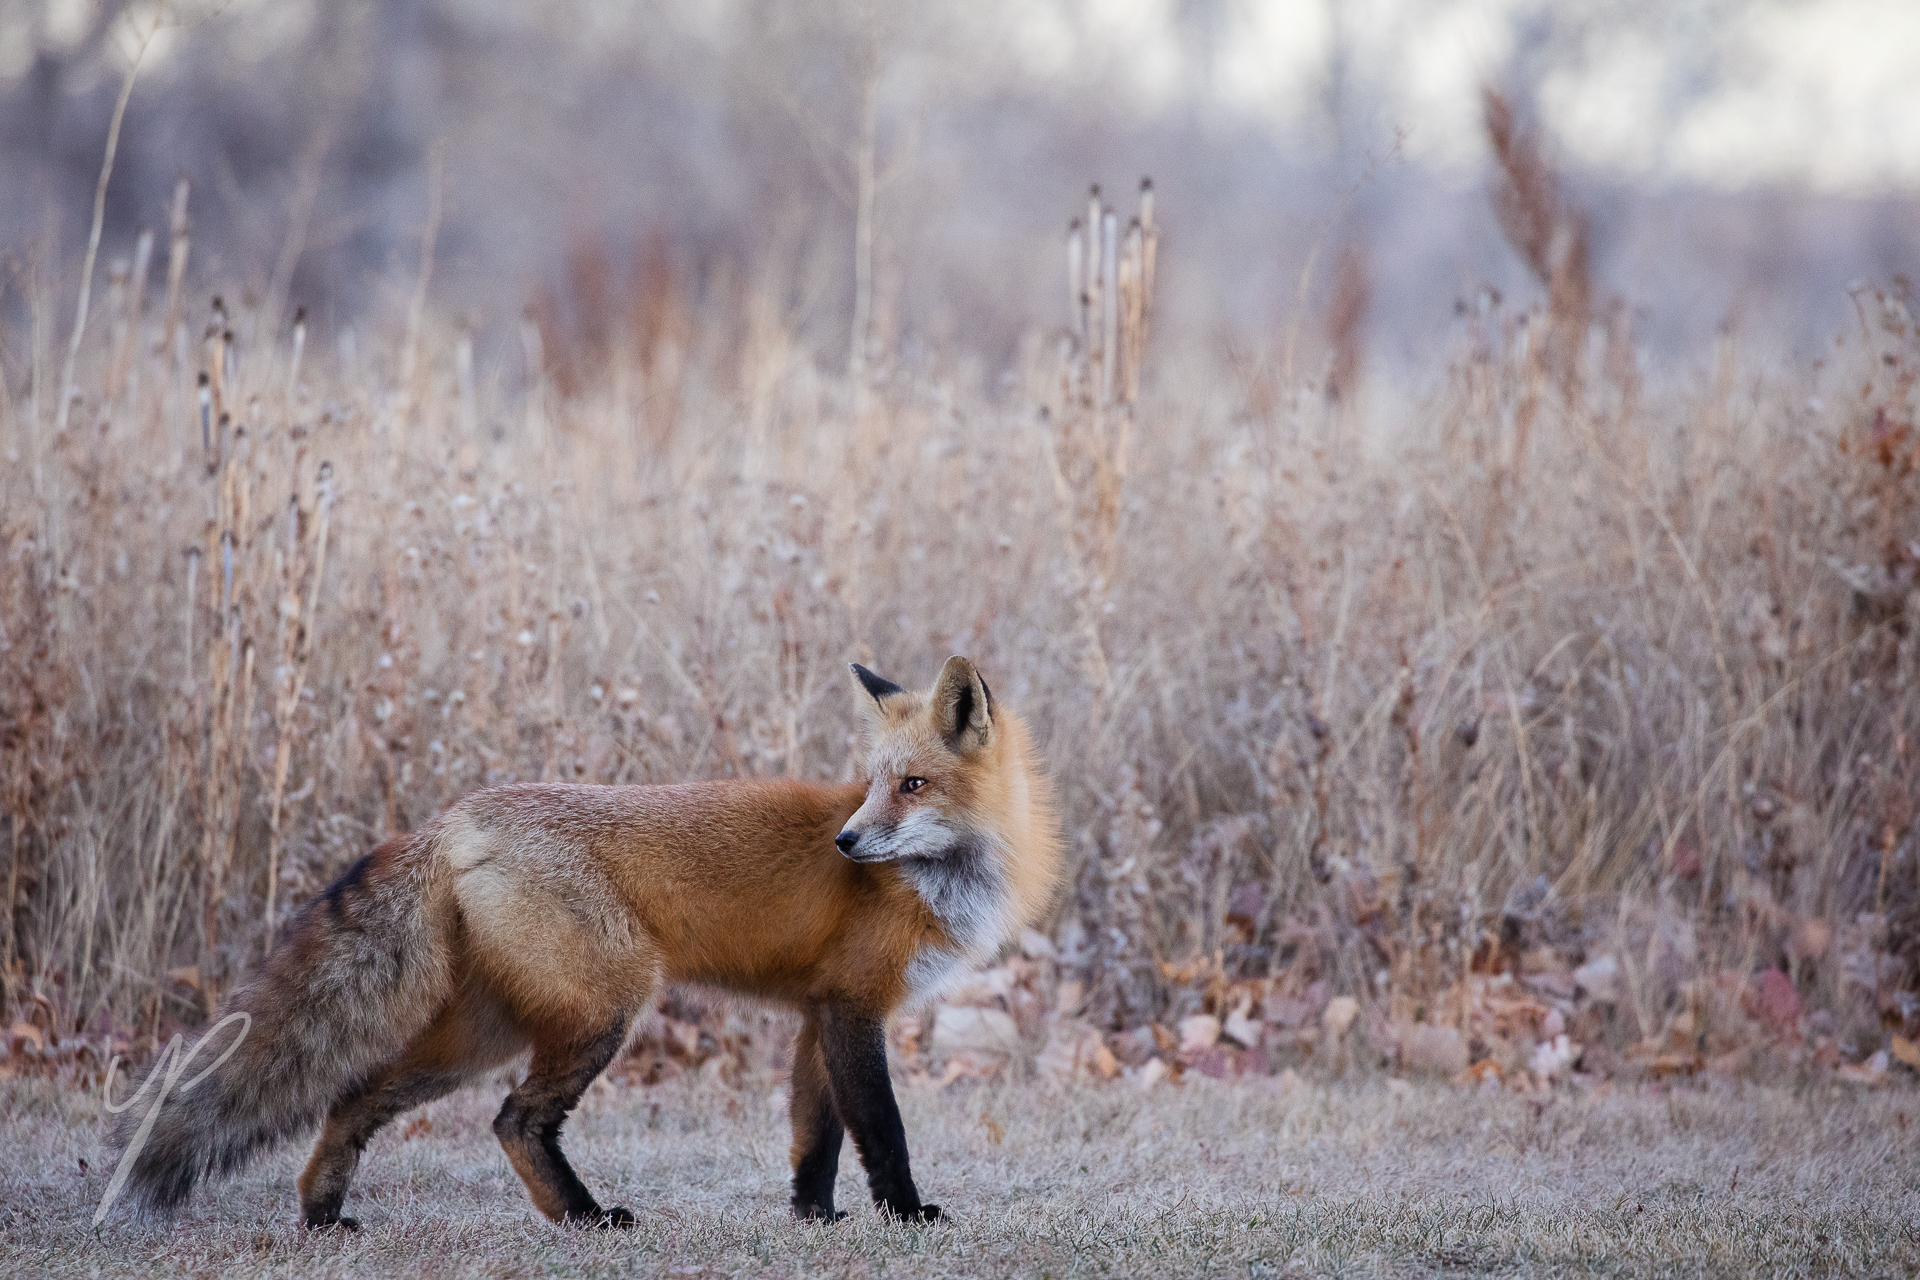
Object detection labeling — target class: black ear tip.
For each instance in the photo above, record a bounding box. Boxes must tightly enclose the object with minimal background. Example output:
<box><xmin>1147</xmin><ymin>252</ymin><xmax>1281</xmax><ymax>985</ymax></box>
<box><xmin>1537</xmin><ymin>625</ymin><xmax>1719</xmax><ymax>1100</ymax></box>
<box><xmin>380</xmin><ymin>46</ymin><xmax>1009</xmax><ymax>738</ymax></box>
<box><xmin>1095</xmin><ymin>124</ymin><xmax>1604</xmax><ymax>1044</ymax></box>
<box><xmin>853</xmin><ymin>663</ymin><xmax>907</xmax><ymax>703</ymax></box>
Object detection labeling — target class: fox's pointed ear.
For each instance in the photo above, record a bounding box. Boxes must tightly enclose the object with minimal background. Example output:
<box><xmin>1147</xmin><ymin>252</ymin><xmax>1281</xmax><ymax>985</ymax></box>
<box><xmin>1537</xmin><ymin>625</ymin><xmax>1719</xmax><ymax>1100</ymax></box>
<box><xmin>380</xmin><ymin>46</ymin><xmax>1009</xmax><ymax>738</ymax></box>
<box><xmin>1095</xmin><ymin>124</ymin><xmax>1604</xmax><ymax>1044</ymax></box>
<box><xmin>850</xmin><ymin>663</ymin><xmax>907</xmax><ymax>715</ymax></box>
<box><xmin>930</xmin><ymin>655</ymin><xmax>994</xmax><ymax>754</ymax></box>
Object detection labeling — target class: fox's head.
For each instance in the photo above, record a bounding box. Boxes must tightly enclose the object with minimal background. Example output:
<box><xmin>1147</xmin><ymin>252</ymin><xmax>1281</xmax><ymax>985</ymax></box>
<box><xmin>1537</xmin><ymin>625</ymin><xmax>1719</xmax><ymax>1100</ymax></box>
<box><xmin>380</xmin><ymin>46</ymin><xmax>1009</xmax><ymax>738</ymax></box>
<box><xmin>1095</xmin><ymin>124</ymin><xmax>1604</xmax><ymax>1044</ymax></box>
<box><xmin>835</xmin><ymin>656</ymin><xmax>1010</xmax><ymax>866</ymax></box>
<box><xmin>837</xmin><ymin>655</ymin><xmax>1062</xmax><ymax>957</ymax></box>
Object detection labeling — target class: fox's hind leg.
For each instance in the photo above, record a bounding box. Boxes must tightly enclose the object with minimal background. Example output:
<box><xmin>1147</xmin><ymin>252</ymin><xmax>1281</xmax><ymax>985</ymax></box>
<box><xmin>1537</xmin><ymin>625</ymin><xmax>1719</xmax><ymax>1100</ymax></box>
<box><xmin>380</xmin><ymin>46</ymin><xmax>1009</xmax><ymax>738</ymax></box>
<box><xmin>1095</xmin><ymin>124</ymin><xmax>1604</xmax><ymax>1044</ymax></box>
<box><xmin>299</xmin><ymin>1066</ymin><xmax>464</xmax><ymax>1229</ymax></box>
<box><xmin>789</xmin><ymin>1013</ymin><xmax>846</xmax><ymax>1221</ymax></box>
<box><xmin>493</xmin><ymin>1017</ymin><xmax>634</xmax><ymax>1227</ymax></box>
<box><xmin>299</xmin><ymin>972</ymin><xmax>527</xmax><ymax>1229</ymax></box>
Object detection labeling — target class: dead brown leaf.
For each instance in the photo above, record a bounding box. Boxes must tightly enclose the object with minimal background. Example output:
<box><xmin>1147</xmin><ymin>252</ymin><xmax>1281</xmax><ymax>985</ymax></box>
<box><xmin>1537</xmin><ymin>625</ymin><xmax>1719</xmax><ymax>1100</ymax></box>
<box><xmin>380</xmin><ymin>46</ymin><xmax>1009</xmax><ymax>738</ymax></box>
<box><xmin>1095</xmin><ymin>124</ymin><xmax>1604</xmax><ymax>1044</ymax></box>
<box><xmin>1178</xmin><ymin>1015</ymin><xmax>1220</xmax><ymax>1055</ymax></box>
<box><xmin>1749</xmin><ymin>969</ymin><xmax>1801</xmax><ymax>1035</ymax></box>
<box><xmin>1890</xmin><ymin>1035</ymin><xmax>1920</xmax><ymax>1070</ymax></box>
<box><xmin>1461</xmin><ymin>1059</ymin><xmax>1504</xmax><ymax>1086</ymax></box>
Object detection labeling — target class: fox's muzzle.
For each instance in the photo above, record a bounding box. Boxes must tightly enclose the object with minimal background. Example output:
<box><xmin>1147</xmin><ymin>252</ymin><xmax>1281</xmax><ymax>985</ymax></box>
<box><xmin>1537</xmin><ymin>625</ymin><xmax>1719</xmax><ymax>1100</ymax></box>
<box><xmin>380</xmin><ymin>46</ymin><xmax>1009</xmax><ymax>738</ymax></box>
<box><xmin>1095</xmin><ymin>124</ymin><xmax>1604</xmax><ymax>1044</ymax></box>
<box><xmin>836</xmin><ymin>829</ymin><xmax>894</xmax><ymax>863</ymax></box>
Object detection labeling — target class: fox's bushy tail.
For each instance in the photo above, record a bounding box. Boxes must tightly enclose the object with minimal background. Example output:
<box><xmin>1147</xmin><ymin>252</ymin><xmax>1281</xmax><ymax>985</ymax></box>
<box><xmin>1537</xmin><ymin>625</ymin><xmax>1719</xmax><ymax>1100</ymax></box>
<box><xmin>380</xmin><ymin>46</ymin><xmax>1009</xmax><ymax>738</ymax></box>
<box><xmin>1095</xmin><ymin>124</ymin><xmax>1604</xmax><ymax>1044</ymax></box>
<box><xmin>109</xmin><ymin>831</ymin><xmax>453</xmax><ymax>1212</ymax></box>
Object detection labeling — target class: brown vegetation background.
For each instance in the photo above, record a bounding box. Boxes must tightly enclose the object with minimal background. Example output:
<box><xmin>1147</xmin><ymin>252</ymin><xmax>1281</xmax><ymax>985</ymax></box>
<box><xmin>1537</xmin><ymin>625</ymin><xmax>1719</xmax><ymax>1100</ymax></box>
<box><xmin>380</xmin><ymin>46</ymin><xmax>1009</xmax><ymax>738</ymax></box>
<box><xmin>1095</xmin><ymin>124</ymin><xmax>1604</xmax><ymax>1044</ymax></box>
<box><xmin>2</xmin><ymin>6</ymin><xmax>1919</xmax><ymax>1099</ymax></box>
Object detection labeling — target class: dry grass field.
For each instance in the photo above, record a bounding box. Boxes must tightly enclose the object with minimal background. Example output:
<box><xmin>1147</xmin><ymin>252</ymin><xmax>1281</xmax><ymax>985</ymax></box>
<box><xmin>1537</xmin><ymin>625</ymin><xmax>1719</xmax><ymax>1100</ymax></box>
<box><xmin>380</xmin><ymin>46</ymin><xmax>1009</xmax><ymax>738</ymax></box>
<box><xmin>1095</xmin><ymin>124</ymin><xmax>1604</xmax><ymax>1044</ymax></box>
<box><xmin>7</xmin><ymin>1071</ymin><xmax>1920</xmax><ymax>1278</ymax></box>
<box><xmin>4</xmin><ymin>166</ymin><xmax>1917</xmax><ymax>1085</ymax></box>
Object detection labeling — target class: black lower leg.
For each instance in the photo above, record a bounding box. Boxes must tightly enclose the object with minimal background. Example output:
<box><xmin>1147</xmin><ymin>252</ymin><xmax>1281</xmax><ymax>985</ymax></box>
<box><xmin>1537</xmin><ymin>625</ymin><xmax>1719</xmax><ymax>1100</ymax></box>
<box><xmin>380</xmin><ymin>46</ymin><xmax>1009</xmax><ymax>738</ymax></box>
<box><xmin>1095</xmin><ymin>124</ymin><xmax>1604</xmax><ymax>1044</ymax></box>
<box><xmin>494</xmin><ymin>1018</ymin><xmax>634</xmax><ymax>1227</ymax></box>
<box><xmin>789</xmin><ymin>1015</ymin><xmax>846</xmax><ymax>1220</ymax></box>
<box><xmin>300</xmin><ymin>1069</ymin><xmax>464</xmax><ymax>1229</ymax></box>
<box><xmin>818</xmin><ymin>1007</ymin><xmax>939</xmax><ymax>1221</ymax></box>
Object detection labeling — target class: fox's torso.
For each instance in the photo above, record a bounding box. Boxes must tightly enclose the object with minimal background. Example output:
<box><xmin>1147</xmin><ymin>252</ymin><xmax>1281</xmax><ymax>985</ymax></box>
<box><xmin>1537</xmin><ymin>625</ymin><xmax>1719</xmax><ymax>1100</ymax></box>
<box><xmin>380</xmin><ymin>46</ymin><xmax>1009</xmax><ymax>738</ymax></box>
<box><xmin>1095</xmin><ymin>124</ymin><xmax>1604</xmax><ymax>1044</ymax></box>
<box><xmin>435</xmin><ymin>778</ymin><xmax>963</xmax><ymax>1023</ymax></box>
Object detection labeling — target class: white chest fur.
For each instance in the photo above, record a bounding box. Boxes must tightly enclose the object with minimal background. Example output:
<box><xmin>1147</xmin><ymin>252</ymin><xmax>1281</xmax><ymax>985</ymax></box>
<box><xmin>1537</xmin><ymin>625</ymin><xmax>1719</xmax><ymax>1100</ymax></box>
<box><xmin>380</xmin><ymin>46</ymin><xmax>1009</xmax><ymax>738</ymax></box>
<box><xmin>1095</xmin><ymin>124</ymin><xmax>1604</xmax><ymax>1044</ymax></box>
<box><xmin>900</xmin><ymin>838</ymin><xmax>1012</xmax><ymax>952</ymax></box>
<box><xmin>903</xmin><ymin>946</ymin><xmax>966</xmax><ymax>1004</ymax></box>
<box><xmin>897</xmin><ymin>833</ymin><xmax>1015</xmax><ymax>1002</ymax></box>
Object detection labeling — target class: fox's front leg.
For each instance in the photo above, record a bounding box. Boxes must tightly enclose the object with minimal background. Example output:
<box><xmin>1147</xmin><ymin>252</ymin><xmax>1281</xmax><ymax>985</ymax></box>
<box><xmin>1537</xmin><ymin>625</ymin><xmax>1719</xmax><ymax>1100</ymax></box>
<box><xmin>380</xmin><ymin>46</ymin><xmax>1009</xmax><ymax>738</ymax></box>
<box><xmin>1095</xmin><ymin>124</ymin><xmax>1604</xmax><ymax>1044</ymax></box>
<box><xmin>816</xmin><ymin>1006</ymin><xmax>941</xmax><ymax>1222</ymax></box>
<box><xmin>789</xmin><ymin>1013</ymin><xmax>846</xmax><ymax>1220</ymax></box>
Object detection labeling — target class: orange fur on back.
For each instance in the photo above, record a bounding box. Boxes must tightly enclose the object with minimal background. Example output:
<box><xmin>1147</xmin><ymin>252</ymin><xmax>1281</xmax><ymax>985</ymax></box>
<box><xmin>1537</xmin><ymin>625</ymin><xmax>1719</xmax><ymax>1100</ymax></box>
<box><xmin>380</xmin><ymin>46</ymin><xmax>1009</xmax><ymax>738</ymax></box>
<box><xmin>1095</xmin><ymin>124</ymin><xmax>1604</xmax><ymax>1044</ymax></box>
<box><xmin>434</xmin><ymin>695</ymin><xmax>1060</xmax><ymax>1039</ymax></box>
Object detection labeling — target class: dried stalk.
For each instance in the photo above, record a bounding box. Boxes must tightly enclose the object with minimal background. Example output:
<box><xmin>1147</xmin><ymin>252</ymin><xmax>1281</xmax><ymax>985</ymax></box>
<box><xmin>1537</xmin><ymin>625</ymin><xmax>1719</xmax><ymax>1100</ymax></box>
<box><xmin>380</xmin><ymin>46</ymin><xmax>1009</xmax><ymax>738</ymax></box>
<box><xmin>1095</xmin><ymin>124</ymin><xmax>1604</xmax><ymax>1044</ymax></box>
<box><xmin>1049</xmin><ymin>179</ymin><xmax>1159</xmax><ymax>695</ymax></box>
<box><xmin>106</xmin><ymin>228</ymin><xmax>153</xmax><ymax>405</ymax></box>
<box><xmin>395</xmin><ymin>145</ymin><xmax>447</xmax><ymax>452</ymax></box>
<box><xmin>160</xmin><ymin>178</ymin><xmax>191</xmax><ymax>363</ymax></box>
<box><xmin>264</xmin><ymin>462</ymin><xmax>331</xmax><ymax>943</ymax></box>
<box><xmin>55</xmin><ymin>19</ymin><xmax>153</xmax><ymax>434</ymax></box>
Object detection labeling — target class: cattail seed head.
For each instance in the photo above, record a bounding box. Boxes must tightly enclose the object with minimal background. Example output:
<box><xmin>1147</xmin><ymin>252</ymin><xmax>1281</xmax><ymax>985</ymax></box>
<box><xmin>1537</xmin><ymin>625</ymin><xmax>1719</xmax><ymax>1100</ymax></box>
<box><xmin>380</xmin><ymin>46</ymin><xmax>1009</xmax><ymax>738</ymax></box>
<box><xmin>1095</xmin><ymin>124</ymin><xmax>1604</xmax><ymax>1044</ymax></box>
<box><xmin>1067</xmin><ymin>218</ymin><xmax>1086</xmax><ymax>340</ymax></box>
<box><xmin>199</xmin><ymin>372</ymin><xmax>213</xmax><ymax>452</ymax></box>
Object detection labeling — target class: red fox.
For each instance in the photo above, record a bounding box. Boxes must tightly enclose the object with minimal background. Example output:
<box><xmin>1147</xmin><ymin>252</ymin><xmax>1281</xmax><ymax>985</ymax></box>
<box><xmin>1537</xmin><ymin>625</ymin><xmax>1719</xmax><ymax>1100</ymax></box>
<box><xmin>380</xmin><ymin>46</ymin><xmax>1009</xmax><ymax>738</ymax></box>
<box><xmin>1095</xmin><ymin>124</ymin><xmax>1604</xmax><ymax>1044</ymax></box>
<box><xmin>110</xmin><ymin>657</ymin><xmax>1059</xmax><ymax>1229</ymax></box>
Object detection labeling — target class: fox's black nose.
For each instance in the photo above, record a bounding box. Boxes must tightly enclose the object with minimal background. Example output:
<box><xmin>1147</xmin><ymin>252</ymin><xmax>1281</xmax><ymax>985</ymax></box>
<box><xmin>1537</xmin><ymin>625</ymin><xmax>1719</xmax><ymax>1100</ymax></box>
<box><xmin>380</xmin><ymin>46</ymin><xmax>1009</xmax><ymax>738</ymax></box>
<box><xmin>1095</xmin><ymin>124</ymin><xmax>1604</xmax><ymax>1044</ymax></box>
<box><xmin>835</xmin><ymin>831</ymin><xmax>860</xmax><ymax>855</ymax></box>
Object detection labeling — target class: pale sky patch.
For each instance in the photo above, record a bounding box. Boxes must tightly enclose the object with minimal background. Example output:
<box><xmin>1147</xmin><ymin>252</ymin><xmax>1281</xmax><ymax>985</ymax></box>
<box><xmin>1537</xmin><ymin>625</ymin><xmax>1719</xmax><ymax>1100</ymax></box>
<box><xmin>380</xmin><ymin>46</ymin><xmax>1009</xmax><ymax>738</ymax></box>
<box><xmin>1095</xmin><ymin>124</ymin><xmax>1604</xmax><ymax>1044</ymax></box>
<box><xmin>1665</xmin><ymin>0</ymin><xmax>1920</xmax><ymax>189</ymax></box>
<box><xmin>1011</xmin><ymin>0</ymin><xmax>1920</xmax><ymax>191</ymax></box>
<box><xmin>10</xmin><ymin>0</ymin><xmax>1920</xmax><ymax>193</ymax></box>
<box><xmin>1212</xmin><ymin>0</ymin><xmax>1328</xmax><ymax>124</ymax></box>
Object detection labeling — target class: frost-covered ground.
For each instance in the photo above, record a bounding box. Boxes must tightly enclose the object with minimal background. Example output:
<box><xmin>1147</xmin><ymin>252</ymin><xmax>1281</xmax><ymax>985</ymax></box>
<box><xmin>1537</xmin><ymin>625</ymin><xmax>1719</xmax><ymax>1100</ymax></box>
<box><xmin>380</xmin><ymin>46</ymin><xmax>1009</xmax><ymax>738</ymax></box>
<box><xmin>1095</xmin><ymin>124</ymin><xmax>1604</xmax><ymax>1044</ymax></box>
<box><xmin>5</xmin><ymin>1071</ymin><xmax>1917</xmax><ymax>1277</ymax></box>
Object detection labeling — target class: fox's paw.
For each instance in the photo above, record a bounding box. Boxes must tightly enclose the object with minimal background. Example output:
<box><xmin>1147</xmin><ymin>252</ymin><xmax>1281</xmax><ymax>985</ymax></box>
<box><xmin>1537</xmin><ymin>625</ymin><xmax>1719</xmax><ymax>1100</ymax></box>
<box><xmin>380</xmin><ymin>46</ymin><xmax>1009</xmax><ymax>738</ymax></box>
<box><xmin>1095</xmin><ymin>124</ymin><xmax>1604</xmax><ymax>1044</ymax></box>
<box><xmin>301</xmin><ymin>1214</ymin><xmax>360</xmax><ymax>1233</ymax></box>
<box><xmin>565</xmin><ymin>1206</ymin><xmax>637</xmax><ymax>1229</ymax></box>
<box><xmin>792</xmin><ymin>1201</ymin><xmax>847</xmax><ymax>1223</ymax></box>
<box><xmin>881</xmin><ymin>1202</ymin><xmax>943</xmax><ymax>1224</ymax></box>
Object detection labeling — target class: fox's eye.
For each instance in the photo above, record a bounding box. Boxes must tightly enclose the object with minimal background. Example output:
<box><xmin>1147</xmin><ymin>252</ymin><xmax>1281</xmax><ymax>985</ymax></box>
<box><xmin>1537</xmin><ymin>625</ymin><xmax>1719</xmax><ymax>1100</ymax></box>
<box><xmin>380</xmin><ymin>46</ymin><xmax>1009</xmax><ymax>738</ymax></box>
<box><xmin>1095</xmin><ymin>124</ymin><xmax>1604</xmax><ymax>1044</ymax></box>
<box><xmin>900</xmin><ymin>776</ymin><xmax>927</xmax><ymax>794</ymax></box>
